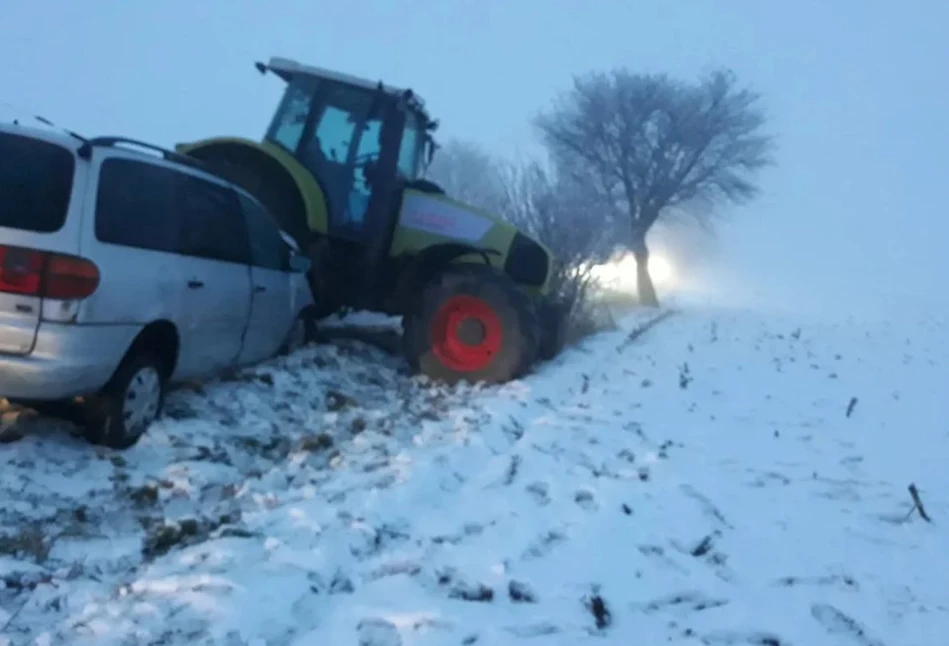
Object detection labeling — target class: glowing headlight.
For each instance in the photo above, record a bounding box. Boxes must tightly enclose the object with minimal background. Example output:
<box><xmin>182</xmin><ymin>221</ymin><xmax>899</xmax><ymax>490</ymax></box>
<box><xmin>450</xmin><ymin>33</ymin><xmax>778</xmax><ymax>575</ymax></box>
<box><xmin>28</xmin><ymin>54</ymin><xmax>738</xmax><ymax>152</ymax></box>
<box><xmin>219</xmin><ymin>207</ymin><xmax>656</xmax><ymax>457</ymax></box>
<box><xmin>589</xmin><ymin>251</ymin><xmax>677</xmax><ymax>292</ymax></box>
<box><xmin>648</xmin><ymin>255</ymin><xmax>674</xmax><ymax>286</ymax></box>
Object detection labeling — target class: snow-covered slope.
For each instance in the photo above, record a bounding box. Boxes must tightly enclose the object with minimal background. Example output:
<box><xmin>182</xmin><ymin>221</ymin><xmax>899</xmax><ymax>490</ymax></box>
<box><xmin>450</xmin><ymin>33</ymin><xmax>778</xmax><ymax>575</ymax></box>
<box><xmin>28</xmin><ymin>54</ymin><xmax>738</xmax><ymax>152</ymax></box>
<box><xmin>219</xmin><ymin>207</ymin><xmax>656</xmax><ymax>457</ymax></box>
<box><xmin>1</xmin><ymin>306</ymin><xmax>946</xmax><ymax>646</ymax></box>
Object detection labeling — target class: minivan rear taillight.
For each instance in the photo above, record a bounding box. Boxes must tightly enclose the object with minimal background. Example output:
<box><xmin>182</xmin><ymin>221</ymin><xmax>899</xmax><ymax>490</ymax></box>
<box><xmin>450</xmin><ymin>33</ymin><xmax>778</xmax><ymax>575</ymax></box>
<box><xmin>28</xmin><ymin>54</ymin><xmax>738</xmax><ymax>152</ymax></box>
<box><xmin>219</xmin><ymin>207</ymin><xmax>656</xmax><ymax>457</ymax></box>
<box><xmin>0</xmin><ymin>244</ymin><xmax>99</xmax><ymax>299</ymax></box>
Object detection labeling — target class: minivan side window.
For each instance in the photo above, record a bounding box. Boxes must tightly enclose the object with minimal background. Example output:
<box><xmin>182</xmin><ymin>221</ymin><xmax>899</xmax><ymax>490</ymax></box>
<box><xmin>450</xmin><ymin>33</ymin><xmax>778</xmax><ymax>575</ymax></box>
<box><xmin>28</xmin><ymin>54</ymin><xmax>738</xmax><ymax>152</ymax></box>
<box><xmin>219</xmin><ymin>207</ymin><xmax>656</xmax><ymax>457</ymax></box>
<box><xmin>95</xmin><ymin>157</ymin><xmax>181</xmax><ymax>252</ymax></box>
<box><xmin>237</xmin><ymin>193</ymin><xmax>291</xmax><ymax>271</ymax></box>
<box><xmin>0</xmin><ymin>132</ymin><xmax>75</xmax><ymax>234</ymax></box>
<box><xmin>177</xmin><ymin>174</ymin><xmax>252</xmax><ymax>265</ymax></box>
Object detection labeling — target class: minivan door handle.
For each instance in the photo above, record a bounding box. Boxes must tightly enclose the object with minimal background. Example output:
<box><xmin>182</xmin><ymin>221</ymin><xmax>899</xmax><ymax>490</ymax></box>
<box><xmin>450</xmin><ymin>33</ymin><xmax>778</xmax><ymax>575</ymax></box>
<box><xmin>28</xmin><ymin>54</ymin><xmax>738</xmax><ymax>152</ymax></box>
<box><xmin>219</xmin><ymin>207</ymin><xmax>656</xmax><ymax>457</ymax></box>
<box><xmin>254</xmin><ymin>285</ymin><xmax>266</xmax><ymax>293</ymax></box>
<box><xmin>187</xmin><ymin>279</ymin><xmax>204</xmax><ymax>289</ymax></box>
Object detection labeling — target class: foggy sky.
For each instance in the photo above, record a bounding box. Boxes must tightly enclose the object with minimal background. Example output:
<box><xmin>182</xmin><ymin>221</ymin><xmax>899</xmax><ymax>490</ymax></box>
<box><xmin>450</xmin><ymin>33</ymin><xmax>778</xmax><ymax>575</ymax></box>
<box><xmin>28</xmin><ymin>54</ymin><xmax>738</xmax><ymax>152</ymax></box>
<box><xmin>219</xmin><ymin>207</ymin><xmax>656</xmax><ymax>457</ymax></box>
<box><xmin>3</xmin><ymin>0</ymin><xmax>946</xmax><ymax>320</ymax></box>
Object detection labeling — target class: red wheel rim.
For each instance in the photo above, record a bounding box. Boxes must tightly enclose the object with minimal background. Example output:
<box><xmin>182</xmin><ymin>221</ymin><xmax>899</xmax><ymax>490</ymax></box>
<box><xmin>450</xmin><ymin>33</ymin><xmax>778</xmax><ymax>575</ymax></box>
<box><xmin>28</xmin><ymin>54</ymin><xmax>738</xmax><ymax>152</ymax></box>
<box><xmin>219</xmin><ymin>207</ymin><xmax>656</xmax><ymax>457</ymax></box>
<box><xmin>429</xmin><ymin>295</ymin><xmax>502</xmax><ymax>372</ymax></box>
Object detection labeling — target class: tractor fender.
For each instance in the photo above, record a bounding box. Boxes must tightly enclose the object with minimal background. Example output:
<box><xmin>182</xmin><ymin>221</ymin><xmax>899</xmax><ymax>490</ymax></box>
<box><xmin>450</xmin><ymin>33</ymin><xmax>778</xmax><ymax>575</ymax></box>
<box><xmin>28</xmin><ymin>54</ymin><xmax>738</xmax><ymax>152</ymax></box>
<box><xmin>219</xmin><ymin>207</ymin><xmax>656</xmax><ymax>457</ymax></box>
<box><xmin>391</xmin><ymin>242</ymin><xmax>500</xmax><ymax>315</ymax></box>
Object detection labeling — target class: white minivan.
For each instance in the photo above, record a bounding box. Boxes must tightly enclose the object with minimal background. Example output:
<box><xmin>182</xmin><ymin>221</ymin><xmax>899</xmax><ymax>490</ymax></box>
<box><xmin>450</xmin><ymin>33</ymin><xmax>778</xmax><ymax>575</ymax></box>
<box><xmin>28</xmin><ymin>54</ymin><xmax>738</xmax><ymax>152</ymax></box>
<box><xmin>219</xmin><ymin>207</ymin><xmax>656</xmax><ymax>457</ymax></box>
<box><xmin>0</xmin><ymin>124</ymin><xmax>316</xmax><ymax>449</ymax></box>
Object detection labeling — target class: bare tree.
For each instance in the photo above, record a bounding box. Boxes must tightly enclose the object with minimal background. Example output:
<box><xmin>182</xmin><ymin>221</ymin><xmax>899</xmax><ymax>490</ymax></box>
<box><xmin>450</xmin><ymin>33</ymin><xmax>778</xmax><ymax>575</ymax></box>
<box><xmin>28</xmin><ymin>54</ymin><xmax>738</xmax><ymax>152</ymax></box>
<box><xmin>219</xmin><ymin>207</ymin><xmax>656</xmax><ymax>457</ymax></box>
<box><xmin>423</xmin><ymin>138</ymin><xmax>506</xmax><ymax>215</ymax></box>
<box><xmin>535</xmin><ymin>68</ymin><xmax>775</xmax><ymax>306</ymax></box>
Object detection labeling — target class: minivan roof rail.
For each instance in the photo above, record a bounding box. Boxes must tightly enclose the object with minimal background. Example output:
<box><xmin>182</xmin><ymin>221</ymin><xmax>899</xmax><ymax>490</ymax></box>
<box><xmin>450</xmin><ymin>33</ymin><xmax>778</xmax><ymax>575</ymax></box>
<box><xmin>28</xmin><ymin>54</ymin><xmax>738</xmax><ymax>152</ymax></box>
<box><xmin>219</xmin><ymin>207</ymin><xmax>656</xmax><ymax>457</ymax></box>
<box><xmin>1</xmin><ymin>110</ymin><xmax>90</xmax><ymax>144</ymax></box>
<box><xmin>77</xmin><ymin>136</ymin><xmax>208</xmax><ymax>171</ymax></box>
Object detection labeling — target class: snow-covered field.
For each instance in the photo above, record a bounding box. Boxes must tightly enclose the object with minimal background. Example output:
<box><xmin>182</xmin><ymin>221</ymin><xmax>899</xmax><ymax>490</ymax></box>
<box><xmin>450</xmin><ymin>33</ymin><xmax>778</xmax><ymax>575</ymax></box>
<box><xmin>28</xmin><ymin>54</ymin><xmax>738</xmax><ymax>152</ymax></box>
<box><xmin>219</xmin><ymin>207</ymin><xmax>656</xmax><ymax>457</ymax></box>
<box><xmin>1</xmin><ymin>306</ymin><xmax>947</xmax><ymax>646</ymax></box>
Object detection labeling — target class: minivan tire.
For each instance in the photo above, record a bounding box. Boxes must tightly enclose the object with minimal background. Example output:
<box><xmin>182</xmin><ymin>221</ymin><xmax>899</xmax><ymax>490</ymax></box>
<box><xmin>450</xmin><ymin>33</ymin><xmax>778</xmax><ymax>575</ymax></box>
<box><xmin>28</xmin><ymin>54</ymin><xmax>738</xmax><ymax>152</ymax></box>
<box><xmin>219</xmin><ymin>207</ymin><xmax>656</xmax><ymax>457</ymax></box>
<box><xmin>83</xmin><ymin>351</ymin><xmax>167</xmax><ymax>450</ymax></box>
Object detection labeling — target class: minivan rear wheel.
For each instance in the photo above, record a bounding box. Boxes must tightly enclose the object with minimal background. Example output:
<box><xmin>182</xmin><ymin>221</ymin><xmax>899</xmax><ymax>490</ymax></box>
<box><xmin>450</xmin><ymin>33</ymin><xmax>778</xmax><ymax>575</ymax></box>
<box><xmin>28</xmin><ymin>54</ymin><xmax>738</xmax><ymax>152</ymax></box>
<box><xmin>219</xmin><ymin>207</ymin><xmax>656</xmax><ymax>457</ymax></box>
<box><xmin>83</xmin><ymin>351</ymin><xmax>167</xmax><ymax>450</ymax></box>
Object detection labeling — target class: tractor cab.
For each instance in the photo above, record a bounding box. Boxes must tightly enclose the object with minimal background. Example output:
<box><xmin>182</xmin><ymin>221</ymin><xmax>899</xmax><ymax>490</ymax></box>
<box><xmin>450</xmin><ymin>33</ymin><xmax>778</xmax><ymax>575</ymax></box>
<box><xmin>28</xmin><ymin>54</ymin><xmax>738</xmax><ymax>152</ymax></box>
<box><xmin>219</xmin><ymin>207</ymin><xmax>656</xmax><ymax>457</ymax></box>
<box><xmin>257</xmin><ymin>57</ymin><xmax>437</xmax><ymax>245</ymax></box>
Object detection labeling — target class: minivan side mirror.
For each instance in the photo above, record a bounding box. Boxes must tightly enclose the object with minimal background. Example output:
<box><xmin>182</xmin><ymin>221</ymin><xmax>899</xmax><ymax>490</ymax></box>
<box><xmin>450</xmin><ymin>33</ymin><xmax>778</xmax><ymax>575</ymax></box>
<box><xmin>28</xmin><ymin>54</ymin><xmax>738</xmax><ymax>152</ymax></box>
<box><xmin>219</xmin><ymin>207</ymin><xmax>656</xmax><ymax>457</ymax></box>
<box><xmin>288</xmin><ymin>252</ymin><xmax>312</xmax><ymax>274</ymax></box>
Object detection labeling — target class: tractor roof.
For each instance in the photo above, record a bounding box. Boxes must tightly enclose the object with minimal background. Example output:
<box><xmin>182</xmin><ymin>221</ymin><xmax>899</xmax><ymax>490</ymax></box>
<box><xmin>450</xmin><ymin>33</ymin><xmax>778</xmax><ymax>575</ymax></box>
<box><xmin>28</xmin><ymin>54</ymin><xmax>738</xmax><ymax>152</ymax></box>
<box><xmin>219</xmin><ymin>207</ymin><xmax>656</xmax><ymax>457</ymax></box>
<box><xmin>262</xmin><ymin>57</ymin><xmax>431</xmax><ymax>119</ymax></box>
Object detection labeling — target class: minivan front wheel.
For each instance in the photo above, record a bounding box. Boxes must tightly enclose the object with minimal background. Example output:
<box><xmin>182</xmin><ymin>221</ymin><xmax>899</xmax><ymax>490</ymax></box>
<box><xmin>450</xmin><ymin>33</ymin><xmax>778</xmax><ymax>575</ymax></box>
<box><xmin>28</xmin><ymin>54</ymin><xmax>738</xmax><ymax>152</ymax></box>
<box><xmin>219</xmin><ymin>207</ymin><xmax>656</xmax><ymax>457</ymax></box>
<box><xmin>84</xmin><ymin>352</ymin><xmax>167</xmax><ymax>450</ymax></box>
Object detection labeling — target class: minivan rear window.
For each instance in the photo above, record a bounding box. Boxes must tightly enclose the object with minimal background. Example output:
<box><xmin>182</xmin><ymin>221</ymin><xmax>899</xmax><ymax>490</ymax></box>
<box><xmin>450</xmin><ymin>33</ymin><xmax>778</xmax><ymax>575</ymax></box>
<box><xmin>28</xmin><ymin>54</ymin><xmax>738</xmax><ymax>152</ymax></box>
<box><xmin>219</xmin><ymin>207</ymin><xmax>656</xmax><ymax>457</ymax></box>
<box><xmin>0</xmin><ymin>132</ymin><xmax>75</xmax><ymax>233</ymax></box>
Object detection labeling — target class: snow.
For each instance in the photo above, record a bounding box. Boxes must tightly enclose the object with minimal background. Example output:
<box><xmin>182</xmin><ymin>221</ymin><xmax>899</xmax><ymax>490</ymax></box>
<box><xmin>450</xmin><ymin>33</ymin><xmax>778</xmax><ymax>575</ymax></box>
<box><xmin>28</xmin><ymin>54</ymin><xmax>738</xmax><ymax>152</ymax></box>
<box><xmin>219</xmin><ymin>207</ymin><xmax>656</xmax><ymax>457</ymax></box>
<box><xmin>1</xmin><ymin>306</ymin><xmax>947</xmax><ymax>645</ymax></box>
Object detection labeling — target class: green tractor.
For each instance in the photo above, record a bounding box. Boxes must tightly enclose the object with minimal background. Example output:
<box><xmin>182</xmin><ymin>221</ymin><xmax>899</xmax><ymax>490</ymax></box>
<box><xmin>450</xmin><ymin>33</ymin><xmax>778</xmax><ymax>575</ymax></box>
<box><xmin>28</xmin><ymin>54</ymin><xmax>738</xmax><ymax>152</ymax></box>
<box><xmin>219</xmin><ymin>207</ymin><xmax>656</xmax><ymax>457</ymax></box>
<box><xmin>175</xmin><ymin>57</ymin><xmax>565</xmax><ymax>384</ymax></box>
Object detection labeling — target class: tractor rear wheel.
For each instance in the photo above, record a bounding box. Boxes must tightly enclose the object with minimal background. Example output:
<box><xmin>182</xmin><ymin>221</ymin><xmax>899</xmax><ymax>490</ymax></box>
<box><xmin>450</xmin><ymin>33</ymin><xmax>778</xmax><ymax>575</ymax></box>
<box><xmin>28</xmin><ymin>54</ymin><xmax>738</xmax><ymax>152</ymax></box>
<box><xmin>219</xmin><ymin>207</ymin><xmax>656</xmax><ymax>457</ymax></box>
<box><xmin>404</xmin><ymin>266</ymin><xmax>538</xmax><ymax>384</ymax></box>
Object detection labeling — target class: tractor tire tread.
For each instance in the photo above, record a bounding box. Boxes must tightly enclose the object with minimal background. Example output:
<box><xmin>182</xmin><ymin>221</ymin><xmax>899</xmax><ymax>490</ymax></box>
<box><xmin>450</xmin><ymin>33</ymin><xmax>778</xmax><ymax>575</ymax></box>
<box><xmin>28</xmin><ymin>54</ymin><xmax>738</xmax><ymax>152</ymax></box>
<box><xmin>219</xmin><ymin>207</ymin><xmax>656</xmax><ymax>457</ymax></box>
<box><xmin>404</xmin><ymin>264</ymin><xmax>540</xmax><ymax>384</ymax></box>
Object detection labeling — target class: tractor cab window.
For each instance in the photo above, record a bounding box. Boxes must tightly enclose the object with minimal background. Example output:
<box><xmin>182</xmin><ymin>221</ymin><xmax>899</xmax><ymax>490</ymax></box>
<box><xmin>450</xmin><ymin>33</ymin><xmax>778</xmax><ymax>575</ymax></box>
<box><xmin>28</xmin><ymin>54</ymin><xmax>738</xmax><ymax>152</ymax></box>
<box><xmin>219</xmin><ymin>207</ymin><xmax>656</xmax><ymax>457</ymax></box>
<box><xmin>355</xmin><ymin>119</ymin><xmax>383</xmax><ymax>162</ymax></box>
<box><xmin>350</xmin><ymin>116</ymin><xmax>383</xmax><ymax>226</ymax></box>
<box><xmin>297</xmin><ymin>82</ymin><xmax>379</xmax><ymax>236</ymax></box>
<box><xmin>266</xmin><ymin>75</ymin><xmax>318</xmax><ymax>154</ymax></box>
<box><xmin>310</xmin><ymin>104</ymin><xmax>355</xmax><ymax>163</ymax></box>
<box><xmin>266</xmin><ymin>75</ymin><xmax>398</xmax><ymax>241</ymax></box>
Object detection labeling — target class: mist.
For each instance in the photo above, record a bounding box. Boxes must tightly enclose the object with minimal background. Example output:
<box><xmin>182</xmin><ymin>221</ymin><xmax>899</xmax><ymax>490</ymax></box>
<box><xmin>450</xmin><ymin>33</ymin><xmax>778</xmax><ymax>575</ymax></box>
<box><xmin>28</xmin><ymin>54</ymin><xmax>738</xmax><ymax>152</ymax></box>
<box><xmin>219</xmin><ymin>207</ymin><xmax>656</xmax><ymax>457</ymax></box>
<box><xmin>2</xmin><ymin>0</ymin><xmax>946</xmax><ymax>325</ymax></box>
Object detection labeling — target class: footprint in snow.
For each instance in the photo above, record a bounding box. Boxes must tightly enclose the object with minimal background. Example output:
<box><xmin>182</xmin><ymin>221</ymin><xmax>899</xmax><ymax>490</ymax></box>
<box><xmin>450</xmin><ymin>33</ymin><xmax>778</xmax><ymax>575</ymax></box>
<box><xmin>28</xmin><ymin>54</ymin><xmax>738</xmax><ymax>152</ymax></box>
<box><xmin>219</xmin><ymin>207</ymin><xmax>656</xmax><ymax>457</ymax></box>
<box><xmin>639</xmin><ymin>590</ymin><xmax>729</xmax><ymax>615</ymax></box>
<box><xmin>746</xmin><ymin>470</ymin><xmax>791</xmax><ymax>488</ymax></box>
<box><xmin>637</xmin><ymin>544</ymin><xmax>689</xmax><ymax>574</ymax></box>
<box><xmin>700</xmin><ymin>629</ymin><xmax>787</xmax><ymax>645</ymax></box>
<box><xmin>775</xmin><ymin>574</ymin><xmax>858</xmax><ymax>591</ymax></box>
<box><xmin>521</xmin><ymin>529</ymin><xmax>567</xmax><ymax>560</ymax></box>
<box><xmin>357</xmin><ymin>618</ymin><xmax>402</xmax><ymax>646</ymax></box>
<box><xmin>810</xmin><ymin>603</ymin><xmax>887</xmax><ymax>646</ymax></box>
<box><xmin>525</xmin><ymin>481</ymin><xmax>551</xmax><ymax>506</ymax></box>
<box><xmin>574</xmin><ymin>489</ymin><xmax>597</xmax><ymax>511</ymax></box>
<box><xmin>504</xmin><ymin>622</ymin><xmax>560</xmax><ymax>638</ymax></box>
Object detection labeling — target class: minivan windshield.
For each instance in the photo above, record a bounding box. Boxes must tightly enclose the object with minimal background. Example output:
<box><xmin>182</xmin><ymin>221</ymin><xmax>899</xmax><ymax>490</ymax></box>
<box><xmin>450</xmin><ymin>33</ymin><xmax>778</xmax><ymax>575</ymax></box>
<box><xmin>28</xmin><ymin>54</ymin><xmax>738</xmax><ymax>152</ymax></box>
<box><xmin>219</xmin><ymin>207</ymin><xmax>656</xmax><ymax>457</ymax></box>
<box><xmin>0</xmin><ymin>132</ymin><xmax>74</xmax><ymax>233</ymax></box>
